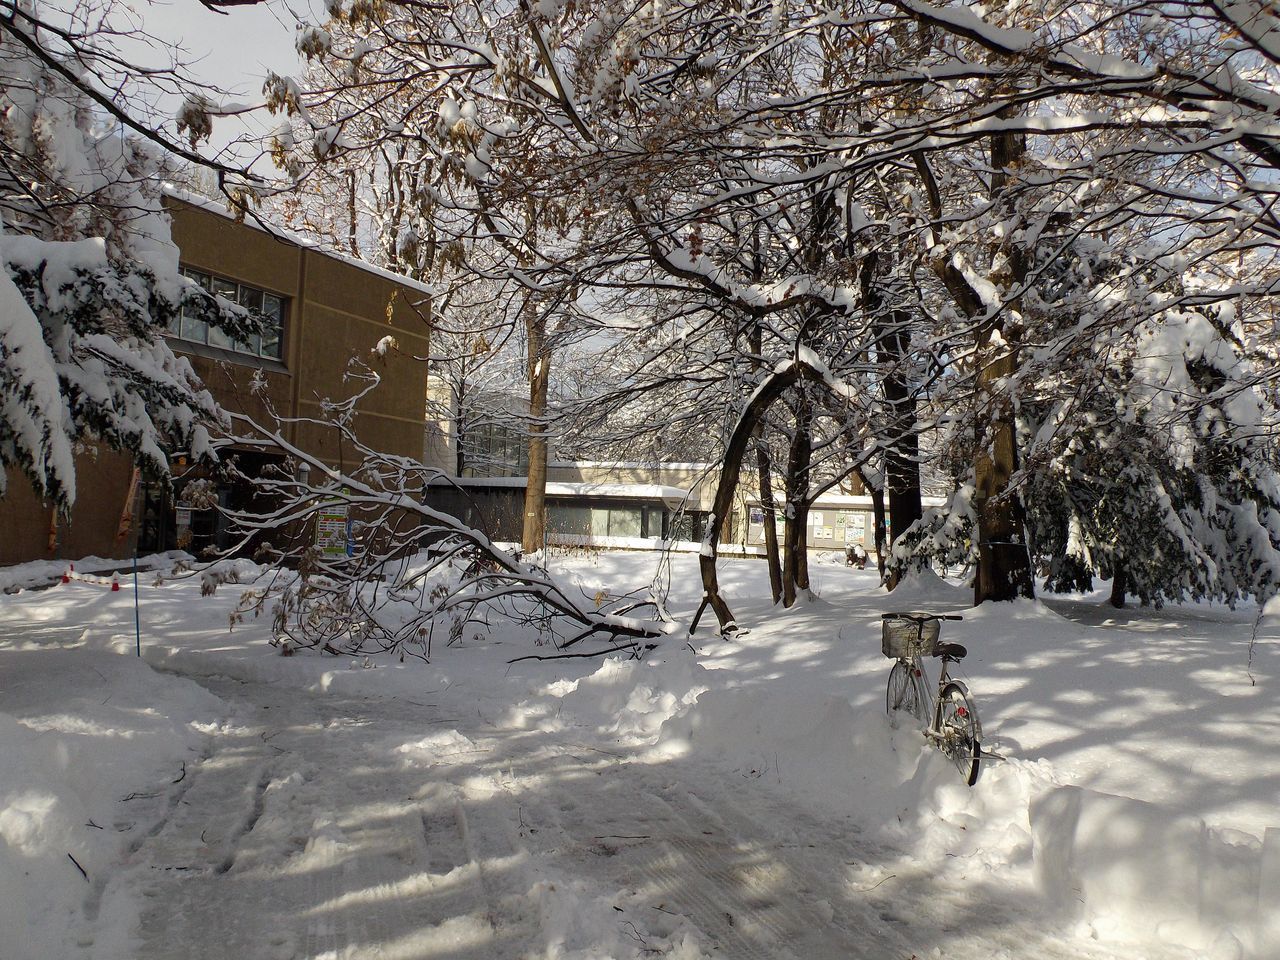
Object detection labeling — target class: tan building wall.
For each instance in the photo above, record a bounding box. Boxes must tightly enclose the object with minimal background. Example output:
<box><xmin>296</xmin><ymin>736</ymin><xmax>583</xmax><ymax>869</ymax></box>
<box><xmin>1</xmin><ymin>450</ymin><xmax>138</xmax><ymax>567</ymax></box>
<box><xmin>169</xmin><ymin>197</ymin><xmax>431</xmax><ymax>470</ymax></box>
<box><xmin>1</xmin><ymin>195</ymin><xmax>431</xmax><ymax>565</ymax></box>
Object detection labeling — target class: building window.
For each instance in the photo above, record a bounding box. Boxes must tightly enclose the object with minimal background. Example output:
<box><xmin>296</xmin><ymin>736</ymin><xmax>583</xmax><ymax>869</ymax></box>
<box><xmin>670</xmin><ymin>510</ymin><xmax>711</xmax><ymax>542</ymax></box>
<box><xmin>461</xmin><ymin>420</ymin><xmax>528</xmax><ymax>478</ymax></box>
<box><xmin>171</xmin><ymin>267</ymin><xmax>285</xmax><ymax>360</ymax></box>
<box><xmin>548</xmin><ymin>503</ymin><xmax>666</xmax><ymax>540</ymax></box>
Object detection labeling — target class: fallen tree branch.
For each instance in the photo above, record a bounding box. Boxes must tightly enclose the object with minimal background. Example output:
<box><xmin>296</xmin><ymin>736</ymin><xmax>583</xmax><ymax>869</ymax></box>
<box><xmin>67</xmin><ymin>853</ymin><xmax>88</xmax><ymax>881</ymax></box>
<box><xmin>507</xmin><ymin>642</ymin><xmax>656</xmax><ymax>664</ymax></box>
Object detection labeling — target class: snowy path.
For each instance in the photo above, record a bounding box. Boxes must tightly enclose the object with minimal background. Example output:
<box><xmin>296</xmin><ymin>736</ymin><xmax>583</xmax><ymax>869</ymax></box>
<box><xmin>90</xmin><ymin>673</ymin><xmax>1197</xmax><ymax>960</ymax></box>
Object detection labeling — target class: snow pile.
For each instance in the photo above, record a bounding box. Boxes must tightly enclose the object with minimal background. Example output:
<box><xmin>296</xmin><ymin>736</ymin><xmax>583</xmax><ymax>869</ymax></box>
<box><xmin>0</xmin><ymin>551</ymin><xmax>191</xmax><ymax>593</ymax></box>
<box><xmin>1032</xmin><ymin>786</ymin><xmax>1280</xmax><ymax>958</ymax></box>
<box><xmin>654</xmin><ymin>659</ymin><xmax>1279</xmax><ymax>955</ymax></box>
<box><xmin>532</xmin><ymin>647</ymin><xmax>709</xmax><ymax>738</ymax></box>
<box><xmin>0</xmin><ymin>647</ymin><xmax>224</xmax><ymax>960</ymax></box>
<box><xmin>656</xmin><ymin>690</ymin><xmax>918</xmax><ymax>818</ymax></box>
<box><xmin>883</xmin><ymin>566</ymin><xmax>971</xmax><ymax>608</ymax></box>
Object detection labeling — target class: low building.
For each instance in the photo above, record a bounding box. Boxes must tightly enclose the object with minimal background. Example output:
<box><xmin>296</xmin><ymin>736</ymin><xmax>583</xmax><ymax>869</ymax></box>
<box><xmin>427</xmin><ymin>461</ymin><xmax>722</xmax><ymax>550</ymax></box>
<box><xmin>422</xmin><ymin>381</ymin><xmax>932</xmax><ymax>553</ymax></box>
<box><xmin>0</xmin><ymin>190</ymin><xmax>431</xmax><ymax>565</ymax></box>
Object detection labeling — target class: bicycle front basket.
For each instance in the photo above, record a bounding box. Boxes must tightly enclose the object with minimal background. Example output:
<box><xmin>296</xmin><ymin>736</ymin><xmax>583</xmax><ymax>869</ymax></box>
<box><xmin>881</xmin><ymin>617</ymin><xmax>940</xmax><ymax>658</ymax></box>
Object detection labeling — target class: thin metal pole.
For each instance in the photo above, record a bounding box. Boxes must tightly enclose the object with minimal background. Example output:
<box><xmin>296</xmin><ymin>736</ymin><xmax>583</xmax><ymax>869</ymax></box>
<box><xmin>132</xmin><ymin>553</ymin><xmax>141</xmax><ymax>657</ymax></box>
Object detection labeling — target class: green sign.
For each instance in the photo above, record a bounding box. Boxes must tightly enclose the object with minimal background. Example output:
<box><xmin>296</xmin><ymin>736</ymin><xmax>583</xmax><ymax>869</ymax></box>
<box><xmin>315</xmin><ymin>501</ymin><xmax>351</xmax><ymax>558</ymax></box>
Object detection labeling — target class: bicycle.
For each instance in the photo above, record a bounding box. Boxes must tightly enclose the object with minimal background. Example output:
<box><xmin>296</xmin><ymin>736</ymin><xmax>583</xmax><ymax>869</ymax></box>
<box><xmin>882</xmin><ymin>611</ymin><xmax>983</xmax><ymax>786</ymax></box>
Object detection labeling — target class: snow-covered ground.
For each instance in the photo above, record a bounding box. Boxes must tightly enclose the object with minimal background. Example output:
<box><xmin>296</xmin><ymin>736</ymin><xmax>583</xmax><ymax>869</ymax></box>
<box><xmin>0</xmin><ymin>551</ymin><xmax>1276</xmax><ymax>959</ymax></box>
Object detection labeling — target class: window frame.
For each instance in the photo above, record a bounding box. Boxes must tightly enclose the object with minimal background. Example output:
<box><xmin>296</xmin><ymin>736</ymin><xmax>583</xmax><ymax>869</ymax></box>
<box><xmin>171</xmin><ymin>266</ymin><xmax>287</xmax><ymax>362</ymax></box>
<box><xmin>460</xmin><ymin>419</ymin><xmax>530</xmax><ymax>478</ymax></box>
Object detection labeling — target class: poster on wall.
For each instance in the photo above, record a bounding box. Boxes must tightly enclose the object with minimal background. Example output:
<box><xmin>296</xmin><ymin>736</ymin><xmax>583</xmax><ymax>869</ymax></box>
<box><xmin>821</xmin><ymin>526</ymin><xmax>834</xmax><ymax>540</ymax></box>
<box><xmin>846</xmin><ymin>514</ymin><xmax>866</xmax><ymax>543</ymax></box>
<box><xmin>811</xmin><ymin>511</ymin><xmax>823</xmax><ymax>527</ymax></box>
<box><xmin>175</xmin><ymin>506</ymin><xmax>194</xmax><ymax>550</ymax></box>
<box><xmin>315</xmin><ymin>500</ymin><xmax>353</xmax><ymax>559</ymax></box>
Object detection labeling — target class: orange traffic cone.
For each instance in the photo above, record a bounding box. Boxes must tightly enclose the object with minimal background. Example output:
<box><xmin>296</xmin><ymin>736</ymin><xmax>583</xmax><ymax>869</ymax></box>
<box><xmin>111</xmin><ymin>572</ymin><xmax>120</xmax><ymax>592</ymax></box>
<box><xmin>61</xmin><ymin>565</ymin><xmax>70</xmax><ymax>584</ymax></box>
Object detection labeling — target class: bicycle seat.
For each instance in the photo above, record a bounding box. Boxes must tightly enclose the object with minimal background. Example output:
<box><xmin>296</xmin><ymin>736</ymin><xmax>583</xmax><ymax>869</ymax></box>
<box><xmin>933</xmin><ymin>642</ymin><xmax>967</xmax><ymax>661</ymax></box>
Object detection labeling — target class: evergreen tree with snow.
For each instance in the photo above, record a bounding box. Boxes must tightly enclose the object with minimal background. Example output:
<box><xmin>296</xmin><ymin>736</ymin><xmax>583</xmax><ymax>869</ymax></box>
<box><xmin>0</xmin><ymin>4</ymin><xmax>253</xmax><ymax>512</ymax></box>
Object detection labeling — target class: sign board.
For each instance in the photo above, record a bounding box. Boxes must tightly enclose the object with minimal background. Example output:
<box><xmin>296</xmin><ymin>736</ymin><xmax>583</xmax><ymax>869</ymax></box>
<box><xmin>315</xmin><ymin>501</ymin><xmax>352</xmax><ymax>558</ymax></box>
<box><xmin>749</xmin><ymin>508</ymin><xmax>765</xmax><ymax>524</ymax></box>
<box><xmin>175</xmin><ymin>507</ymin><xmax>193</xmax><ymax>530</ymax></box>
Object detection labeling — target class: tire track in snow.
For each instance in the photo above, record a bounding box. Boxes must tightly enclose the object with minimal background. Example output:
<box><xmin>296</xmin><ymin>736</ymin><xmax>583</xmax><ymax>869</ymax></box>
<box><xmin>502</xmin><ymin>749</ymin><xmax>880</xmax><ymax>959</ymax></box>
<box><xmin>639</xmin><ymin>788</ymin><xmax>882</xmax><ymax>959</ymax></box>
<box><xmin>95</xmin><ymin>680</ymin><xmax>532</xmax><ymax>960</ymax></box>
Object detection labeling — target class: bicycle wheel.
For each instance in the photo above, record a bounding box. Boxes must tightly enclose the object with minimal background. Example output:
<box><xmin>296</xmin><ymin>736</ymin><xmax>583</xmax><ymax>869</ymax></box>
<box><xmin>938</xmin><ymin>682</ymin><xmax>982</xmax><ymax>785</ymax></box>
<box><xmin>886</xmin><ymin>659</ymin><xmax>929</xmax><ymax>725</ymax></box>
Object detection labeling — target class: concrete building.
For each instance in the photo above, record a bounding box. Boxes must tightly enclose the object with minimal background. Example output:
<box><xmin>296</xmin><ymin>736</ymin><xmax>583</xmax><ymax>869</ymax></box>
<box><xmin>0</xmin><ymin>191</ymin><xmax>431</xmax><ymax>565</ymax></box>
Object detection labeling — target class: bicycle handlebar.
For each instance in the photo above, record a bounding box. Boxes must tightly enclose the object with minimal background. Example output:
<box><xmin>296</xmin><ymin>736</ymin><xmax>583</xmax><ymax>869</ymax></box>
<box><xmin>880</xmin><ymin>612</ymin><xmax>964</xmax><ymax>622</ymax></box>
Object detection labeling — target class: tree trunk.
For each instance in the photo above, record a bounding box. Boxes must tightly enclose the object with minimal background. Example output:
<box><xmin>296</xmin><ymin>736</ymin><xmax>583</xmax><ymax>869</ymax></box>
<box><xmin>346</xmin><ymin>168</ymin><xmax>359</xmax><ymax>258</ymax></box>
<box><xmin>521</xmin><ymin>316</ymin><xmax>550</xmax><ymax>555</ymax></box>
<box><xmin>974</xmin><ymin>126</ymin><xmax>1035</xmax><ymax>604</ymax></box>
<box><xmin>1109</xmin><ymin>564</ymin><xmax>1127</xmax><ymax>608</ymax></box>
<box><xmin>781</xmin><ymin>390</ymin><xmax>813</xmax><ymax>605</ymax></box>
<box><xmin>796</xmin><ymin>506</ymin><xmax>810</xmax><ymax>591</ymax></box>
<box><xmin>694</xmin><ymin>356</ymin><xmax>818</xmax><ymax>633</ymax></box>
<box><xmin>694</xmin><ymin>355</ymin><xmax>872</xmax><ymax>631</ymax></box>
<box><xmin>860</xmin><ymin>254</ymin><xmax>922</xmax><ymax>581</ymax></box>
<box><xmin>867</xmin><ymin>475</ymin><xmax>888</xmax><ymax>582</ymax></box>
<box><xmin>755</xmin><ymin>435</ymin><xmax>783</xmax><ymax>604</ymax></box>
<box><xmin>746</xmin><ymin>323</ymin><xmax>782</xmax><ymax>604</ymax></box>
<box><xmin>781</xmin><ymin>505</ymin><xmax>803</xmax><ymax>607</ymax></box>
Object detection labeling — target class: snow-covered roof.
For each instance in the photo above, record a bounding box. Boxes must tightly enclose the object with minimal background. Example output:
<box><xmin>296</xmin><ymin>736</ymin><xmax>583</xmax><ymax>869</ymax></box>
<box><xmin>549</xmin><ymin>460</ymin><xmax>716</xmax><ymax>471</ymax></box>
<box><xmin>162</xmin><ymin>184</ymin><xmax>434</xmax><ymax>298</ymax></box>
<box><xmin>434</xmin><ymin>476</ymin><xmax>692</xmax><ymax>501</ymax></box>
<box><xmin>748</xmin><ymin>493</ymin><xmax>948</xmax><ymax>510</ymax></box>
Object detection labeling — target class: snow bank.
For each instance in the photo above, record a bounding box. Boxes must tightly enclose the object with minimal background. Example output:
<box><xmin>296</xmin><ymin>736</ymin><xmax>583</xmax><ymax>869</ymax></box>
<box><xmin>0</xmin><ymin>551</ymin><xmax>190</xmax><ymax>593</ymax></box>
<box><xmin>1031</xmin><ymin>785</ymin><xmax>1280</xmax><ymax>958</ymax></box>
<box><xmin>654</xmin><ymin>671</ymin><xmax>1280</xmax><ymax>956</ymax></box>
<box><xmin>656</xmin><ymin>689</ymin><xmax>918</xmax><ymax>818</ymax></box>
<box><xmin>0</xmin><ymin>648</ymin><xmax>225</xmax><ymax>960</ymax></box>
<box><xmin>520</xmin><ymin>647</ymin><xmax>710</xmax><ymax>738</ymax></box>
<box><xmin>884</xmin><ymin>567</ymin><xmax>971</xmax><ymax>608</ymax></box>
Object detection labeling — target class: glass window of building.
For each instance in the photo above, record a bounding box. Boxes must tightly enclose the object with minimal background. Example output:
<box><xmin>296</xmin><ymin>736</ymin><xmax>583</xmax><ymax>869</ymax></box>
<box><xmin>461</xmin><ymin>420</ymin><xmax>529</xmax><ymax>478</ymax></box>
<box><xmin>171</xmin><ymin>267</ymin><xmax>285</xmax><ymax>360</ymax></box>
